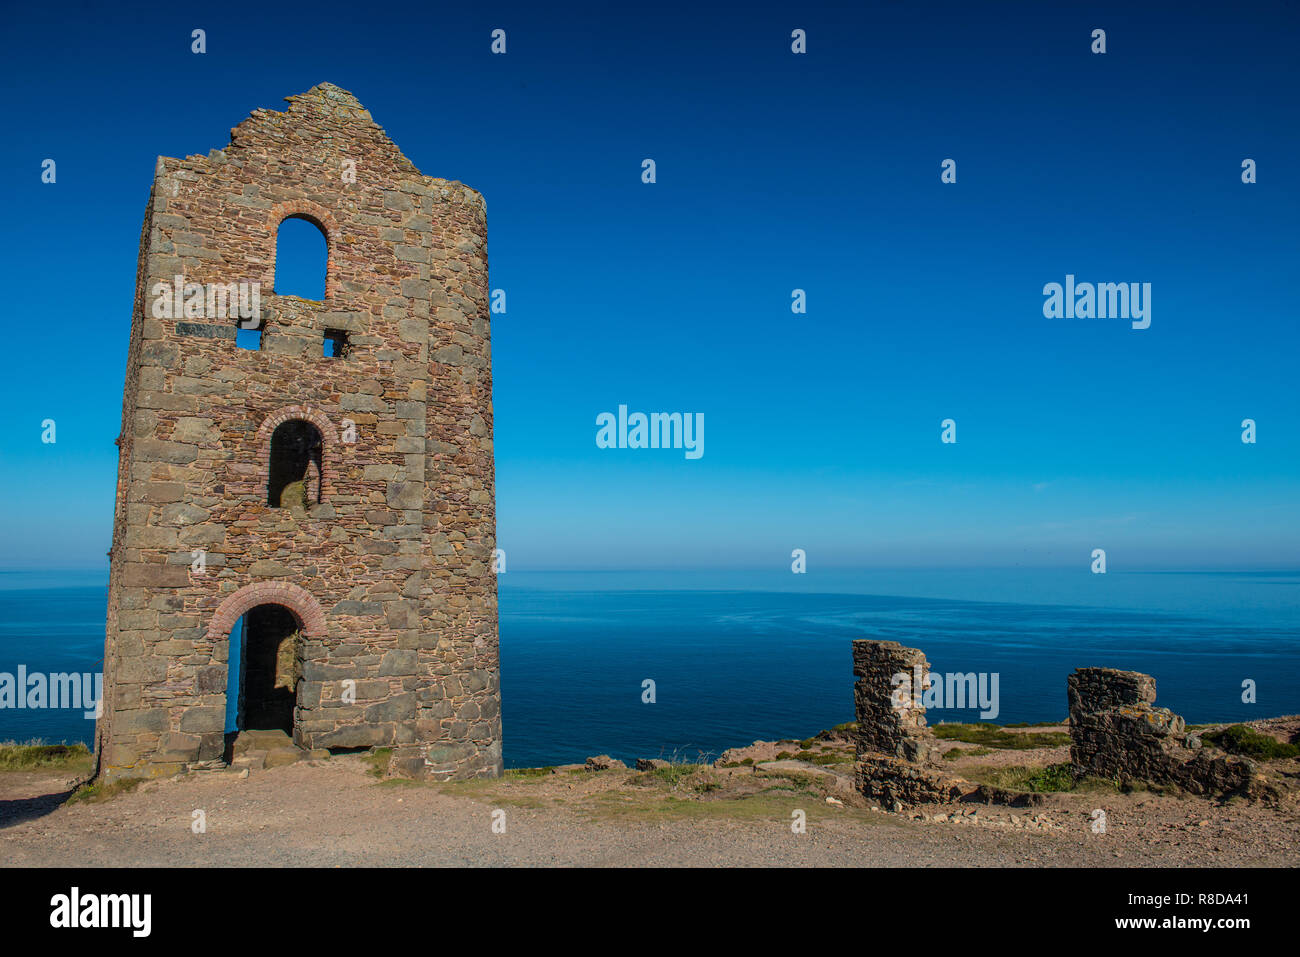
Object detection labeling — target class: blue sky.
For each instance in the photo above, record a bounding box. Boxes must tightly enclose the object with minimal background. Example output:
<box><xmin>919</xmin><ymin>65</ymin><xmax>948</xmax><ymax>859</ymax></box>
<box><xmin>1</xmin><ymin>0</ymin><xmax>1297</xmax><ymax>572</ymax></box>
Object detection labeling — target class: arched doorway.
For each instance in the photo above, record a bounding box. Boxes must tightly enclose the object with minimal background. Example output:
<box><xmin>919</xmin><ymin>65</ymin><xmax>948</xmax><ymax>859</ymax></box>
<box><xmin>207</xmin><ymin>581</ymin><xmax>327</xmax><ymax>759</ymax></box>
<box><xmin>224</xmin><ymin>603</ymin><xmax>303</xmax><ymax>736</ymax></box>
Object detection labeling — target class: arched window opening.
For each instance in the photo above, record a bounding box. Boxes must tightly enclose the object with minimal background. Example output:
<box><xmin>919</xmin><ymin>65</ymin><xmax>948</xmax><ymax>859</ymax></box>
<box><xmin>223</xmin><ymin>603</ymin><xmax>303</xmax><ymax>737</ymax></box>
<box><xmin>268</xmin><ymin>419</ymin><xmax>324</xmax><ymax>508</ymax></box>
<box><xmin>274</xmin><ymin>215</ymin><xmax>328</xmax><ymax>300</ymax></box>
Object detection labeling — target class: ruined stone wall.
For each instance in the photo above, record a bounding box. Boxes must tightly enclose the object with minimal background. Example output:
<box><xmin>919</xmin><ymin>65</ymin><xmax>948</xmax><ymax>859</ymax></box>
<box><xmin>97</xmin><ymin>84</ymin><xmax>500</xmax><ymax>781</ymax></box>
<box><xmin>1068</xmin><ymin>668</ymin><xmax>1251</xmax><ymax>794</ymax></box>
<box><xmin>852</xmin><ymin>640</ymin><xmax>933</xmax><ymax>761</ymax></box>
<box><xmin>851</xmin><ymin>645</ymin><xmax>1259</xmax><ymax>809</ymax></box>
<box><xmin>852</xmin><ymin>640</ymin><xmax>964</xmax><ymax>806</ymax></box>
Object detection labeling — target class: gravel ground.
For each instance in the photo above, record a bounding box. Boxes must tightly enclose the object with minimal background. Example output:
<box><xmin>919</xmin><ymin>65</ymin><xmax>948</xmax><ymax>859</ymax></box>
<box><xmin>3</xmin><ymin>755</ymin><xmax>1297</xmax><ymax>867</ymax></box>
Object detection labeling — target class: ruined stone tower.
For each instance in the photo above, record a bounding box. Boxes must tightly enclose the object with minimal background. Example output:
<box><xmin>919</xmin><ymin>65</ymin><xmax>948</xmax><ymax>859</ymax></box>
<box><xmin>96</xmin><ymin>83</ymin><xmax>501</xmax><ymax>781</ymax></box>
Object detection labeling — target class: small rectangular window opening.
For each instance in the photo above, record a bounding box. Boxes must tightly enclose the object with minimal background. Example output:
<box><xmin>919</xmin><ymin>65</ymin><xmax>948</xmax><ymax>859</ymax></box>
<box><xmin>323</xmin><ymin>329</ymin><xmax>349</xmax><ymax>359</ymax></box>
<box><xmin>235</xmin><ymin>322</ymin><xmax>263</xmax><ymax>351</ymax></box>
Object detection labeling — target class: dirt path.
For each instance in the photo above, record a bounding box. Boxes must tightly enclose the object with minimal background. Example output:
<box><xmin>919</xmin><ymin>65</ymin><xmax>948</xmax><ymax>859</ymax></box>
<box><xmin>3</xmin><ymin>756</ymin><xmax>1297</xmax><ymax>867</ymax></box>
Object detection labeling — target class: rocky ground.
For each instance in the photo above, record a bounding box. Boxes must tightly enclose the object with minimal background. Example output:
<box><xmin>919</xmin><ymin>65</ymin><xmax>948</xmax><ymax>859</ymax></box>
<box><xmin>2</xmin><ymin>720</ymin><xmax>1298</xmax><ymax>867</ymax></box>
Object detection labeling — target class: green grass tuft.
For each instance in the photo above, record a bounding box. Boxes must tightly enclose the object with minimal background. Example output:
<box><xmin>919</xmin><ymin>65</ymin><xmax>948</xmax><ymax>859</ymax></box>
<box><xmin>1201</xmin><ymin>725</ymin><xmax>1299</xmax><ymax>760</ymax></box>
<box><xmin>793</xmin><ymin>749</ymin><xmax>849</xmax><ymax>766</ymax></box>
<box><xmin>651</xmin><ymin>763</ymin><xmax>706</xmax><ymax>787</ymax></box>
<box><xmin>1021</xmin><ymin>763</ymin><xmax>1078</xmax><ymax>792</ymax></box>
<box><xmin>67</xmin><ymin>776</ymin><xmax>142</xmax><ymax>805</ymax></box>
<box><xmin>505</xmin><ymin>766</ymin><xmax>555</xmax><ymax>778</ymax></box>
<box><xmin>931</xmin><ymin>724</ymin><xmax>1070</xmax><ymax>750</ymax></box>
<box><xmin>0</xmin><ymin>741</ymin><xmax>92</xmax><ymax>772</ymax></box>
<box><xmin>972</xmin><ymin>762</ymin><xmax>1121</xmax><ymax>794</ymax></box>
<box><xmin>363</xmin><ymin>747</ymin><xmax>393</xmax><ymax>779</ymax></box>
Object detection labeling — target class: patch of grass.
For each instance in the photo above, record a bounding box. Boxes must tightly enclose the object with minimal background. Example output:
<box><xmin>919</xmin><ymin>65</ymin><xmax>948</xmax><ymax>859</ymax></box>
<box><xmin>793</xmin><ymin>749</ymin><xmax>849</xmax><ymax>766</ymax></box>
<box><xmin>970</xmin><ymin>762</ymin><xmax>1122</xmax><ymax>795</ymax></box>
<box><xmin>1201</xmin><ymin>725</ymin><xmax>1299</xmax><ymax>760</ymax></box>
<box><xmin>775</xmin><ymin>751</ymin><xmax>794</xmax><ymax>760</ymax></box>
<box><xmin>0</xmin><ymin>741</ymin><xmax>92</xmax><ymax>772</ymax></box>
<box><xmin>942</xmin><ymin>746</ymin><xmax>996</xmax><ymax>760</ymax></box>
<box><xmin>1021</xmin><ymin>763</ymin><xmax>1078</xmax><ymax>792</ymax></box>
<box><xmin>931</xmin><ymin>723</ymin><xmax>1070</xmax><ymax>750</ymax></box>
<box><xmin>739</xmin><ymin>757</ymin><xmax>753</xmax><ymax>766</ymax></box>
<box><xmin>505</xmin><ymin>766</ymin><xmax>555</xmax><ymax>778</ymax></box>
<box><xmin>977</xmin><ymin>765</ymin><xmax>1055</xmax><ymax>792</ymax></box>
<box><xmin>799</xmin><ymin>738</ymin><xmax>817</xmax><ymax>749</ymax></box>
<box><xmin>756</xmin><ymin>767</ymin><xmax>827</xmax><ymax>792</ymax></box>
<box><xmin>651</xmin><ymin>763</ymin><xmax>706</xmax><ymax>787</ymax></box>
<box><xmin>66</xmin><ymin>776</ymin><xmax>142</xmax><ymax>805</ymax></box>
<box><xmin>363</xmin><ymin>747</ymin><xmax>392</xmax><ymax>779</ymax></box>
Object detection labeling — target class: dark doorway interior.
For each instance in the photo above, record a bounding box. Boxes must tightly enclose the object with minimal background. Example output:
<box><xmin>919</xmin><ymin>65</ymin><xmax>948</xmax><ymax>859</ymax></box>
<box><xmin>242</xmin><ymin>604</ymin><xmax>302</xmax><ymax>734</ymax></box>
<box><xmin>267</xmin><ymin>419</ymin><xmax>323</xmax><ymax>507</ymax></box>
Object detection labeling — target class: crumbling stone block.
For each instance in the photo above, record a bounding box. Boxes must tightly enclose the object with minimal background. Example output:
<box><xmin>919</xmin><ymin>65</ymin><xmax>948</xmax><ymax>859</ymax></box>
<box><xmin>853</xmin><ymin>639</ymin><xmax>935</xmax><ymax>762</ymax></box>
<box><xmin>852</xmin><ymin>640</ymin><xmax>971</xmax><ymax>808</ymax></box>
<box><xmin>1068</xmin><ymin>667</ymin><xmax>1254</xmax><ymax>795</ymax></box>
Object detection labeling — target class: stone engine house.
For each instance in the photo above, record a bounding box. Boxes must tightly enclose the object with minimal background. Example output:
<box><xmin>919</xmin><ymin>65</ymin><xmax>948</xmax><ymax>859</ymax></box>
<box><xmin>96</xmin><ymin>83</ymin><xmax>501</xmax><ymax>781</ymax></box>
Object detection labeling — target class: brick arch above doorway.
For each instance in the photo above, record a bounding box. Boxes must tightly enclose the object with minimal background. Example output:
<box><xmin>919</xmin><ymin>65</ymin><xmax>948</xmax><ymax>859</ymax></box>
<box><xmin>206</xmin><ymin>581</ymin><xmax>327</xmax><ymax>643</ymax></box>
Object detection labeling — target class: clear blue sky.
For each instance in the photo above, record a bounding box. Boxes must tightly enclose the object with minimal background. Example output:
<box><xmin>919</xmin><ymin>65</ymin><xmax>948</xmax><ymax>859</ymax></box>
<box><xmin>1</xmin><ymin>1</ymin><xmax>1297</xmax><ymax>572</ymax></box>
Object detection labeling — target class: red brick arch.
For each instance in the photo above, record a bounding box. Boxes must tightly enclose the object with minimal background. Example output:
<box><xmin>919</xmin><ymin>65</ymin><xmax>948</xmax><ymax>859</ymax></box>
<box><xmin>206</xmin><ymin>581</ymin><xmax>327</xmax><ymax>643</ymax></box>
<box><xmin>268</xmin><ymin>199</ymin><xmax>340</xmax><ymax>299</ymax></box>
<box><xmin>255</xmin><ymin>405</ymin><xmax>341</xmax><ymax>500</ymax></box>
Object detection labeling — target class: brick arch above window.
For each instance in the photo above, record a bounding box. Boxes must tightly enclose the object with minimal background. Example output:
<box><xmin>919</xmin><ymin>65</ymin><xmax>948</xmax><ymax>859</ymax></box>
<box><xmin>254</xmin><ymin>405</ymin><xmax>341</xmax><ymax>500</ymax></box>
<box><xmin>206</xmin><ymin>581</ymin><xmax>327</xmax><ymax>643</ymax></box>
<box><xmin>267</xmin><ymin>199</ymin><xmax>341</xmax><ymax>299</ymax></box>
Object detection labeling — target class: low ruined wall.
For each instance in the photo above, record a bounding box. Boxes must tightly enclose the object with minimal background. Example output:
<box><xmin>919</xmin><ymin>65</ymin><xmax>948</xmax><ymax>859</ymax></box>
<box><xmin>851</xmin><ymin>645</ymin><xmax>1258</xmax><ymax>809</ymax></box>
<box><xmin>1068</xmin><ymin>667</ymin><xmax>1254</xmax><ymax>795</ymax></box>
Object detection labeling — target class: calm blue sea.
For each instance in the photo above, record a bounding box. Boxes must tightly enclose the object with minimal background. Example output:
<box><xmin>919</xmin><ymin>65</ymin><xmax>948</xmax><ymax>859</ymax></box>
<box><xmin>2</xmin><ymin>568</ymin><xmax>1297</xmax><ymax>768</ymax></box>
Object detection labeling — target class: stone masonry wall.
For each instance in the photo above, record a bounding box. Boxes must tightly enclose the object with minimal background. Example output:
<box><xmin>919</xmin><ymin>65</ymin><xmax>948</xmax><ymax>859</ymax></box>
<box><xmin>852</xmin><ymin>646</ymin><xmax>1260</xmax><ymax>808</ymax></box>
<box><xmin>97</xmin><ymin>83</ymin><xmax>501</xmax><ymax>782</ymax></box>
<box><xmin>852</xmin><ymin>639</ymin><xmax>934</xmax><ymax>761</ymax></box>
<box><xmin>852</xmin><ymin>640</ymin><xmax>965</xmax><ymax>806</ymax></box>
<box><xmin>1068</xmin><ymin>668</ymin><xmax>1253</xmax><ymax>795</ymax></box>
